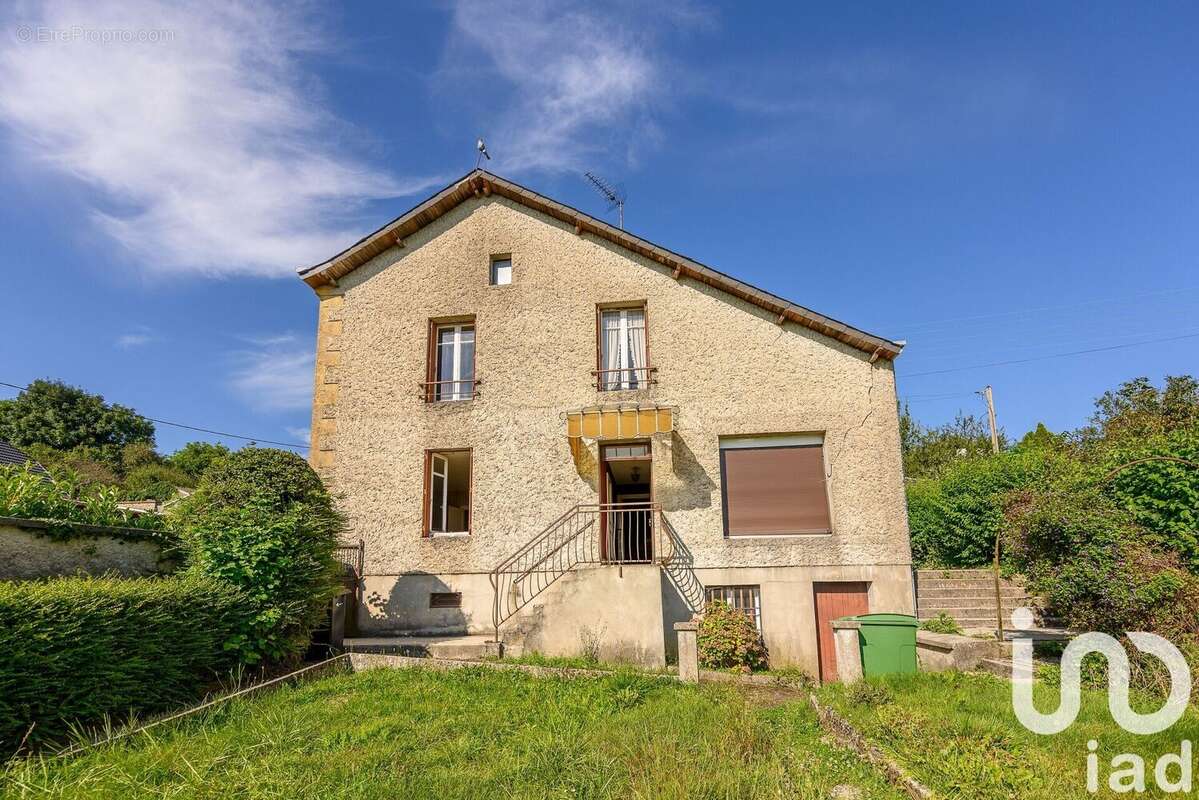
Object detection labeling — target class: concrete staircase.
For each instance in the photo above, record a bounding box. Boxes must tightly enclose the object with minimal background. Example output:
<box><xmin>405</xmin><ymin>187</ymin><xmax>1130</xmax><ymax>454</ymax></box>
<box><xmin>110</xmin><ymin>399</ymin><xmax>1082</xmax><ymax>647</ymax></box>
<box><xmin>916</xmin><ymin>568</ymin><xmax>1036</xmax><ymax>630</ymax></box>
<box><xmin>342</xmin><ymin>634</ymin><xmax>495</xmax><ymax>660</ymax></box>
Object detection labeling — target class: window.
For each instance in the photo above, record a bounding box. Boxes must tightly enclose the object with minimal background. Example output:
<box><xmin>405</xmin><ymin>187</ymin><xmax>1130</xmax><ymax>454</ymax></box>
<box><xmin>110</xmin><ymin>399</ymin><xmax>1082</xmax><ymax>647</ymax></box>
<box><xmin>489</xmin><ymin>257</ymin><xmax>512</xmax><ymax>285</ymax></box>
<box><xmin>597</xmin><ymin>306</ymin><xmax>650</xmax><ymax>390</ymax></box>
<box><xmin>719</xmin><ymin>435</ymin><xmax>831</xmax><ymax>536</ymax></box>
<box><xmin>424</xmin><ymin>449</ymin><xmax>471</xmax><ymax>535</ymax></box>
<box><xmin>429</xmin><ymin>592</ymin><xmax>462</xmax><ymax>608</ymax></box>
<box><xmin>427</xmin><ymin>320</ymin><xmax>476</xmax><ymax>401</ymax></box>
<box><xmin>705</xmin><ymin>585</ymin><xmax>762</xmax><ymax>631</ymax></box>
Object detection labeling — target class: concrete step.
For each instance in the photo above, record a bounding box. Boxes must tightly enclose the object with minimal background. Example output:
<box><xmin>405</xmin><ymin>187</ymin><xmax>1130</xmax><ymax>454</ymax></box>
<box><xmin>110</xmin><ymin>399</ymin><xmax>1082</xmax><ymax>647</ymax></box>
<box><xmin>919</xmin><ymin>586</ymin><xmax>1029</xmax><ymax>599</ymax></box>
<box><xmin>343</xmin><ymin>634</ymin><xmax>494</xmax><ymax>660</ymax></box>
<box><xmin>917</xmin><ymin>578</ymin><xmax>1023</xmax><ymax>590</ymax></box>
<box><xmin>976</xmin><ymin>657</ymin><xmax>1014</xmax><ymax>678</ymax></box>
<box><xmin>917</xmin><ymin>569</ymin><xmax>1017</xmax><ymax>580</ymax></box>
<box><xmin>919</xmin><ymin>595</ymin><xmax>1032</xmax><ymax>608</ymax></box>
<box><xmin>919</xmin><ymin>605</ymin><xmax>1011</xmax><ymax>618</ymax></box>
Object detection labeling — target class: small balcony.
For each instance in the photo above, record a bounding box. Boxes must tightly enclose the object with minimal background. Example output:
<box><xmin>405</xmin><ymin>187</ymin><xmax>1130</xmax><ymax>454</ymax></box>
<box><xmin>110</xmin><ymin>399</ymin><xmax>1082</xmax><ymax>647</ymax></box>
<box><xmin>592</xmin><ymin>366</ymin><xmax>657</xmax><ymax>392</ymax></box>
<box><xmin>419</xmin><ymin>379</ymin><xmax>481</xmax><ymax>403</ymax></box>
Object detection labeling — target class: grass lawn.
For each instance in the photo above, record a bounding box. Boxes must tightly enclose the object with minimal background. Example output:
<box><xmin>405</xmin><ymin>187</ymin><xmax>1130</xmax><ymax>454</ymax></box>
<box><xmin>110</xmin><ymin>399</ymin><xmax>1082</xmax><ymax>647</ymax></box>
<box><xmin>820</xmin><ymin>671</ymin><xmax>1199</xmax><ymax>799</ymax></box>
<box><xmin>2</xmin><ymin>666</ymin><xmax>904</xmax><ymax>800</ymax></box>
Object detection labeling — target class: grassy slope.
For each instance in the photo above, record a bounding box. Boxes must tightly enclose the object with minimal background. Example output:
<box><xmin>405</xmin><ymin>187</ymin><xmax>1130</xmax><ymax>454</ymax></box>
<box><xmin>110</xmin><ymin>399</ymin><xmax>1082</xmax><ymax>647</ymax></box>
<box><xmin>2</xmin><ymin>666</ymin><xmax>903</xmax><ymax>800</ymax></box>
<box><xmin>821</xmin><ymin>671</ymin><xmax>1199</xmax><ymax>800</ymax></box>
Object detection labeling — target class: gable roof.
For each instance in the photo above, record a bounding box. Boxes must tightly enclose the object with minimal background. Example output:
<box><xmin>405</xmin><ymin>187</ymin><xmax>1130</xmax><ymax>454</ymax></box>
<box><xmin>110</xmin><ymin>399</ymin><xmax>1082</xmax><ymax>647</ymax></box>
<box><xmin>297</xmin><ymin>169</ymin><xmax>903</xmax><ymax>360</ymax></box>
<box><xmin>0</xmin><ymin>439</ymin><xmax>49</xmax><ymax>477</ymax></box>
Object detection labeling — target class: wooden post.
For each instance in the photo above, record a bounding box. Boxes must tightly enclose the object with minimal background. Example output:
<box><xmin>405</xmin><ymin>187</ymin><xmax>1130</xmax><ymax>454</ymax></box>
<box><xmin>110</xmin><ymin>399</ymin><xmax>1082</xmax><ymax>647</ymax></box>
<box><xmin>674</xmin><ymin>621</ymin><xmax>699</xmax><ymax>683</ymax></box>
<box><xmin>983</xmin><ymin>385</ymin><xmax>1004</xmax><ymax>640</ymax></box>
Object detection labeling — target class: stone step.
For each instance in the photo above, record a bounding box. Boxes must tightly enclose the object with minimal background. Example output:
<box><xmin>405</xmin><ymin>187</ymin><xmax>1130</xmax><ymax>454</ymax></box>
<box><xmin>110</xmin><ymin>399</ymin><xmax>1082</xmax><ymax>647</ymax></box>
<box><xmin>917</xmin><ymin>569</ymin><xmax>1014</xmax><ymax>580</ymax></box>
<box><xmin>976</xmin><ymin>657</ymin><xmax>1015</xmax><ymax>678</ymax></box>
<box><xmin>917</xmin><ymin>578</ymin><xmax>1023</xmax><ymax>590</ymax></box>
<box><xmin>919</xmin><ymin>590</ymin><xmax>1029</xmax><ymax>603</ymax></box>
<box><xmin>919</xmin><ymin>597</ymin><xmax>1032</xmax><ymax>610</ymax></box>
<box><xmin>343</xmin><ymin>634</ymin><xmax>494</xmax><ymax>660</ymax></box>
<box><xmin>919</xmin><ymin>586</ymin><xmax>1024</xmax><ymax>597</ymax></box>
<box><xmin>919</xmin><ymin>606</ymin><xmax>1007</xmax><ymax>620</ymax></box>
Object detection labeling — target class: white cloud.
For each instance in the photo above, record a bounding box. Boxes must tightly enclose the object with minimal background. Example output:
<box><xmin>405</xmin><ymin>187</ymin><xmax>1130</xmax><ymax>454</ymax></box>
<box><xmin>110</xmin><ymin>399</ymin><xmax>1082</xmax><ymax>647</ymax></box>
<box><xmin>286</xmin><ymin>426</ymin><xmax>311</xmax><ymax>442</ymax></box>
<box><xmin>228</xmin><ymin>333</ymin><xmax>313</xmax><ymax>412</ymax></box>
<box><xmin>0</xmin><ymin>0</ymin><xmax>444</xmax><ymax>277</ymax></box>
<box><xmin>441</xmin><ymin>1</ymin><xmax>691</xmax><ymax>173</ymax></box>
<box><xmin>115</xmin><ymin>331</ymin><xmax>154</xmax><ymax>349</ymax></box>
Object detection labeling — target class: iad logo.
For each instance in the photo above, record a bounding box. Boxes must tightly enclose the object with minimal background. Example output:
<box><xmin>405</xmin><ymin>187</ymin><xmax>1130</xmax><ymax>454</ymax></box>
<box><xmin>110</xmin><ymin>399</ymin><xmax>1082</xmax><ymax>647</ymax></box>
<box><xmin>1010</xmin><ymin>607</ymin><xmax>1191</xmax><ymax>735</ymax></box>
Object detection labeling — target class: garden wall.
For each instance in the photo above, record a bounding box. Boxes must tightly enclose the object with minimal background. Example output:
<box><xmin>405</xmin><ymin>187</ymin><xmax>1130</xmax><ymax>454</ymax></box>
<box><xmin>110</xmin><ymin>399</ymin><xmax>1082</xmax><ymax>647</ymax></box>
<box><xmin>0</xmin><ymin>516</ymin><xmax>176</xmax><ymax>579</ymax></box>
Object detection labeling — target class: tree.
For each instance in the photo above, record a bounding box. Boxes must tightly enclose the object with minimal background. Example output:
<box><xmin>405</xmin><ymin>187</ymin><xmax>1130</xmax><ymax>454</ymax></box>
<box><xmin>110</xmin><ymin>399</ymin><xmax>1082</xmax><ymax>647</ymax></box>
<box><xmin>166</xmin><ymin>441</ymin><xmax>231</xmax><ymax>481</ymax></box>
<box><xmin>1087</xmin><ymin>375</ymin><xmax>1199</xmax><ymax>442</ymax></box>
<box><xmin>0</xmin><ymin>380</ymin><xmax>155</xmax><ymax>469</ymax></box>
<box><xmin>899</xmin><ymin>405</ymin><xmax>1003</xmax><ymax>480</ymax></box>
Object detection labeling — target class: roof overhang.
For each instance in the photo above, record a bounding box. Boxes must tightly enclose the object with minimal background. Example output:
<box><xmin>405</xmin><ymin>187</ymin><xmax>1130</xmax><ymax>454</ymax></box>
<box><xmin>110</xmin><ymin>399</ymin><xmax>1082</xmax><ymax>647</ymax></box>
<box><xmin>297</xmin><ymin>170</ymin><xmax>903</xmax><ymax>360</ymax></box>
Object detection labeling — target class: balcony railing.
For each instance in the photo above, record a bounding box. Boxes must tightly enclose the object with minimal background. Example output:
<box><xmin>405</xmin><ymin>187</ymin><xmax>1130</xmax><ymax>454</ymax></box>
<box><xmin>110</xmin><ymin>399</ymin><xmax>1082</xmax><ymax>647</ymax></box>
<box><xmin>592</xmin><ymin>366</ymin><xmax>657</xmax><ymax>392</ymax></box>
<box><xmin>419</xmin><ymin>378</ymin><xmax>481</xmax><ymax>403</ymax></box>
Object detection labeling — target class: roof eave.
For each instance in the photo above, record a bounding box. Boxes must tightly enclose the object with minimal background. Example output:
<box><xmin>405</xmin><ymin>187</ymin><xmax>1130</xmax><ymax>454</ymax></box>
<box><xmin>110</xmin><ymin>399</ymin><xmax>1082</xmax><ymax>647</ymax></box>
<box><xmin>296</xmin><ymin>170</ymin><xmax>904</xmax><ymax>360</ymax></box>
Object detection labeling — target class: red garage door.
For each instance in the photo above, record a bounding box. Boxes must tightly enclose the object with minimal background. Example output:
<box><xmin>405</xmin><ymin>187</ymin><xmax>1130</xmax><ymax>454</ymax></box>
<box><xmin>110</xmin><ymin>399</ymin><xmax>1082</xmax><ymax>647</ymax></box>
<box><xmin>813</xmin><ymin>582</ymin><xmax>869</xmax><ymax>682</ymax></box>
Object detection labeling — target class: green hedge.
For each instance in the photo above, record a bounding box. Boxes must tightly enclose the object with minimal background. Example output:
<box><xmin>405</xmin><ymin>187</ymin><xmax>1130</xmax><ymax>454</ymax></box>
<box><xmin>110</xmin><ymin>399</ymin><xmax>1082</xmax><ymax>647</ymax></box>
<box><xmin>0</xmin><ymin>574</ymin><xmax>254</xmax><ymax>750</ymax></box>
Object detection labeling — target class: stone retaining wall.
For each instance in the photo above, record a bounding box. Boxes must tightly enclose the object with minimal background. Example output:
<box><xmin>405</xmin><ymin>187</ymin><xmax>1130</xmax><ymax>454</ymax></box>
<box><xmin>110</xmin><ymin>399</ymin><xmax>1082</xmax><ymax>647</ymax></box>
<box><xmin>0</xmin><ymin>517</ymin><xmax>176</xmax><ymax>580</ymax></box>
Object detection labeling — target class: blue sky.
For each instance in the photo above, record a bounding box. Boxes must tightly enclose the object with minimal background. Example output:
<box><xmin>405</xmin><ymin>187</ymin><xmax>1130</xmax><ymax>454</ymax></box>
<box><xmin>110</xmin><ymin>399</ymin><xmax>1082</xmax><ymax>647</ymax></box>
<box><xmin>1</xmin><ymin>1</ymin><xmax>1196</xmax><ymax>455</ymax></box>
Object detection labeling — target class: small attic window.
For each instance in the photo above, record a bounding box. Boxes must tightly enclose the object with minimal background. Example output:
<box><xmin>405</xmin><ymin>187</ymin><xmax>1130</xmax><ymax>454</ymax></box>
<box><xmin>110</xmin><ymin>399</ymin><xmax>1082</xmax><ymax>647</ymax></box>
<box><xmin>490</xmin><ymin>256</ymin><xmax>512</xmax><ymax>286</ymax></box>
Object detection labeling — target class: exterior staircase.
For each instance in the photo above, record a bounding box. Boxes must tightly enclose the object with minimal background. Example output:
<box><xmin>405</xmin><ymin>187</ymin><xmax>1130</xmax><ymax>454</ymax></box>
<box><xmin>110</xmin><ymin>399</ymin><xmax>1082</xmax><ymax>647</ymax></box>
<box><xmin>916</xmin><ymin>568</ymin><xmax>1037</xmax><ymax>630</ymax></box>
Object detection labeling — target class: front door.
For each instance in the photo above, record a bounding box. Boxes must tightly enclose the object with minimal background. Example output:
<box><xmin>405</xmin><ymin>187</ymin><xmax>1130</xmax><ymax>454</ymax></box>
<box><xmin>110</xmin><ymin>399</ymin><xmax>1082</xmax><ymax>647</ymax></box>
<box><xmin>599</xmin><ymin>442</ymin><xmax>653</xmax><ymax>562</ymax></box>
<box><xmin>813</xmin><ymin>582</ymin><xmax>869</xmax><ymax>682</ymax></box>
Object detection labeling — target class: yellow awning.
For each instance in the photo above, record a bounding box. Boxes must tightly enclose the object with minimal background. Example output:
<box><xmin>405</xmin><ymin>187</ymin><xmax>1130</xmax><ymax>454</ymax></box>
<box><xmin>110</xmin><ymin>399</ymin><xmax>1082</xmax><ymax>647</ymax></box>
<box><xmin>566</xmin><ymin>404</ymin><xmax>674</xmax><ymax>440</ymax></box>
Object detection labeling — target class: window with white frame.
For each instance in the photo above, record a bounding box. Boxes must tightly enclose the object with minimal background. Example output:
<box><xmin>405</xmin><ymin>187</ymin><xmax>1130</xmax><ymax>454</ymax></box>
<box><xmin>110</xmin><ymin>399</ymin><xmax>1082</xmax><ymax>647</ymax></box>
<box><xmin>490</xmin><ymin>257</ymin><xmax>512</xmax><ymax>286</ymax></box>
<box><xmin>598</xmin><ymin>307</ymin><xmax>648</xmax><ymax>390</ymax></box>
<box><xmin>431</xmin><ymin>322</ymin><xmax>476</xmax><ymax>401</ymax></box>
<box><xmin>704</xmin><ymin>585</ymin><xmax>762</xmax><ymax>631</ymax></box>
<box><xmin>426</xmin><ymin>449</ymin><xmax>471</xmax><ymax>535</ymax></box>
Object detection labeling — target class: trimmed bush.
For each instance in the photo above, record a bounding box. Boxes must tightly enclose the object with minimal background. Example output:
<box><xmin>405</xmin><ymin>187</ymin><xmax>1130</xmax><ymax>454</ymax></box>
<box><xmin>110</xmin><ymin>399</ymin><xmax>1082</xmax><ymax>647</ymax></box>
<box><xmin>0</xmin><ymin>575</ymin><xmax>253</xmax><ymax>750</ymax></box>
<box><xmin>172</xmin><ymin>448</ymin><xmax>342</xmax><ymax>665</ymax></box>
<box><xmin>696</xmin><ymin>600</ymin><xmax>768</xmax><ymax>673</ymax></box>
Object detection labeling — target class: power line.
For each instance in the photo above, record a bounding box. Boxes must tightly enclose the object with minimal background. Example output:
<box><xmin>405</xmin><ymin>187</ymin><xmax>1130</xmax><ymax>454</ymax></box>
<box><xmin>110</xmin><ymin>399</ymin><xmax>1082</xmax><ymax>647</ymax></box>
<box><xmin>0</xmin><ymin>380</ymin><xmax>309</xmax><ymax>451</ymax></box>
<box><xmin>901</xmin><ymin>331</ymin><xmax>1199</xmax><ymax>379</ymax></box>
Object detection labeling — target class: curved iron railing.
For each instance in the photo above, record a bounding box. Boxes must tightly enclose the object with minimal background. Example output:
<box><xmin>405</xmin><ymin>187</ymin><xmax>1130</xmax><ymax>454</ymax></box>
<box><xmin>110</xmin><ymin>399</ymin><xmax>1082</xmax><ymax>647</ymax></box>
<box><xmin>489</xmin><ymin>502</ymin><xmax>673</xmax><ymax>639</ymax></box>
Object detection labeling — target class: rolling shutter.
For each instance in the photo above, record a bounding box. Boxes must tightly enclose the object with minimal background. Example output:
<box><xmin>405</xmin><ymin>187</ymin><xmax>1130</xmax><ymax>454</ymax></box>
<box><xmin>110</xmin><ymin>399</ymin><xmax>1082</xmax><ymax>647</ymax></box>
<box><xmin>720</xmin><ymin>444</ymin><xmax>830</xmax><ymax>535</ymax></box>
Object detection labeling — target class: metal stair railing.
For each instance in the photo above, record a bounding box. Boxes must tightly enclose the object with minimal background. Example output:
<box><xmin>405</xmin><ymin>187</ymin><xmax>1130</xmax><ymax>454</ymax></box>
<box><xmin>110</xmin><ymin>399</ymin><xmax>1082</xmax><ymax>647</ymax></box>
<box><xmin>489</xmin><ymin>502</ymin><xmax>672</xmax><ymax>640</ymax></box>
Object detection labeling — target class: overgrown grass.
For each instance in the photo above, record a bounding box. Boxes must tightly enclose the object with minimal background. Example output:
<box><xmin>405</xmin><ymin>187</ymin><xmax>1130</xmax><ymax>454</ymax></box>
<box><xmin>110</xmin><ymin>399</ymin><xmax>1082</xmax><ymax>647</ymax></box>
<box><xmin>821</xmin><ymin>670</ymin><xmax>1199</xmax><ymax>799</ymax></box>
<box><xmin>2</xmin><ymin>666</ymin><xmax>904</xmax><ymax>799</ymax></box>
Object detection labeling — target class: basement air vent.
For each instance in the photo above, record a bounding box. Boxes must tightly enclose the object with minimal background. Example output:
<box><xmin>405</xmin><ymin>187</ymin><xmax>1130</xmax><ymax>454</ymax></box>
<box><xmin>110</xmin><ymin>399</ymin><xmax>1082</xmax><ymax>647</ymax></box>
<box><xmin>429</xmin><ymin>592</ymin><xmax>462</xmax><ymax>609</ymax></box>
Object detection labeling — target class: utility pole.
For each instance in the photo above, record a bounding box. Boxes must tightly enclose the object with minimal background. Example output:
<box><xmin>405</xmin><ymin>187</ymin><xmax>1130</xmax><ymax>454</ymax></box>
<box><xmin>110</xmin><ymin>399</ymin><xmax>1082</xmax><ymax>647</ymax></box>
<box><xmin>983</xmin><ymin>385</ymin><xmax>1000</xmax><ymax>455</ymax></box>
<box><xmin>982</xmin><ymin>384</ymin><xmax>1004</xmax><ymax>640</ymax></box>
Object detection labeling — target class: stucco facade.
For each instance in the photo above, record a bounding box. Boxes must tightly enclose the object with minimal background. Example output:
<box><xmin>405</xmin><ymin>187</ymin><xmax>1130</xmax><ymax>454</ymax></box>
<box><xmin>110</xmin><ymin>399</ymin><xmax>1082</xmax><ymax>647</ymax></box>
<box><xmin>305</xmin><ymin>181</ymin><xmax>913</xmax><ymax>675</ymax></box>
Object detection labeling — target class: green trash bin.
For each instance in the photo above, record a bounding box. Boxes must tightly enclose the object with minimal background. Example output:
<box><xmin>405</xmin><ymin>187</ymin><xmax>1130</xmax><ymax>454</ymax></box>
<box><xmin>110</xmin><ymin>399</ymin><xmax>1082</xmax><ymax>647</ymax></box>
<box><xmin>843</xmin><ymin>613</ymin><xmax>918</xmax><ymax>677</ymax></box>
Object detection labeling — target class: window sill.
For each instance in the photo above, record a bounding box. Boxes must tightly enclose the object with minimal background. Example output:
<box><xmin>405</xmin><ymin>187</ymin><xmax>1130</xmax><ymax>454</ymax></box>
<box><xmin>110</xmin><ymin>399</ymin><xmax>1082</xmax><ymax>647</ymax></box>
<box><xmin>724</xmin><ymin>531</ymin><xmax>833</xmax><ymax>540</ymax></box>
<box><xmin>426</xmin><ymin>532</ymin><xmax>471</xmax><ymax>539</ymax></box>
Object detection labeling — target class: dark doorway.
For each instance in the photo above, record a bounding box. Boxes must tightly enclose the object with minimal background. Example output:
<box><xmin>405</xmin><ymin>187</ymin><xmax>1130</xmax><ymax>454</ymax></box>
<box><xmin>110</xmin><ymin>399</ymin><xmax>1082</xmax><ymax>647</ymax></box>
<box><xmin>600</xmin><ymin>442</ymin><xmax>653</xmax><ymax>563</ymax></box>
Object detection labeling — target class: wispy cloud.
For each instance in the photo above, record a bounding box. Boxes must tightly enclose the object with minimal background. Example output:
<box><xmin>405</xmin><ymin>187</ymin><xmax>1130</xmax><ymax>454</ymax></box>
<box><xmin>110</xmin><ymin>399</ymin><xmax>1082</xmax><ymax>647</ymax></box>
<box><xmin>439</xmin><ymin>1</ymin><xmax>706</xmax><ymax>173</ymax></box>
<box><xmin>228</xmin><ymin>333</ymin><xmax>313</xmax><ymax>412</ymax></box>
<box><xmin>115</xmin><ymin>326</ymin><xmax>156</xmax><ymax>349</ymax></box>
<box><xmin>0</xmin><ymin>0</ymin><xmax>444</xmax><ymax>278</ymax></box>
<box><xmin>286</xmin><ymin>425</ymin><xmax>311</xmax><ymax>442</ymax></box>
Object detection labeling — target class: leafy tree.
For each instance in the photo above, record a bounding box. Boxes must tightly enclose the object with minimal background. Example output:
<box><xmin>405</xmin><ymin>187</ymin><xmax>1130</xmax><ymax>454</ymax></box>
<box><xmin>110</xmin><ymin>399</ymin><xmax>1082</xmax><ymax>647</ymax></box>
<box><xmin>122</xmin><ymin>463</ymin><xmax>195</xmax><ymax>502</ymax></box>
<box><xmin>119</xmin><ymin>442</ymin><xmax>161</xmax><ymax>473</ymax></box>
<box><xmin>166</xmin><ymin>441</ymin><xmax>231</xmax><ymax>481</ymax></box>
<box><xmin>171</xmin><ymin>448</ymin><xmax>342</xmax><ymax>663</ymax></box>
<box><xmin>23</xmin><ymin>443</ymin><xmax>120</xmax><ymax>489</ymax></box>
<box><xmin>899</xmin><ymin>405</ymin><xmax>1003</xmax><ymax>480</ymax></box>
<box><xmin>0</xmin><ymin>380</ymin><xmax>154</xmax><ymax>470</ymax></box>
<box><xmin>1086</xmin><ymin>375</ymin><xmax>1199</xmax><ymax>442</ymax></box>
<box><xmin>1015</xmin><ymin>423</ymin><xmax>1063</xmax><ymax>453</ymax></box>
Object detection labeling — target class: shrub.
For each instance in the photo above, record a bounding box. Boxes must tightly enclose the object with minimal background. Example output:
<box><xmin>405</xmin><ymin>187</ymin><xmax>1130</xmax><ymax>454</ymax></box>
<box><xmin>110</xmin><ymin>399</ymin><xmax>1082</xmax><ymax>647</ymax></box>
<box><xmin>696</xmin><ymin>600</ymin><xmax>768</xmax><ymax>673</ymax></box>
<box><xmin>0</xmin><ymin>575</ymin><xmax>253</xmax><ymax>751</ymax></box>
<box><xmin>172</xmin><ymin>448</ymin><xmax>342</xmax><ymax>664</ymax></box>
<box><xmin>121</xmin><ymin>463</ymin><xmax>194</xmax><ymax>501</ymax></box>
<box><xmin>919</xmin><ymin>612</ymin><xmax>963</xmax><ymax>635</ymax></box>
<box><xmin>0</xmin><ymin>464</ymin><xmax>165</xmax><ymax>531</ymax></box>
<box><xmin>166</xmin><ymin>441</ymin><xmax>230</xmax><ymax>481</ymax></box>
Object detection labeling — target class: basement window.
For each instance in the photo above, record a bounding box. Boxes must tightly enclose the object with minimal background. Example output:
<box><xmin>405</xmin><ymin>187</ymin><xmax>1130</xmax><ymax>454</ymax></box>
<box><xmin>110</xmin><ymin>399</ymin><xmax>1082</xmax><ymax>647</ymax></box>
<box><xmin>429</xmin><ymin>592</ymin><xmax>462</xmax><ymax>609</ymax></box>
<box><xmin>490</xmin><ymin>256</ymin><xmax>512</xmax><ymax>286</ymax></box>
<box><xmin>705</xmin><ymin>585</ymin><xmax>762</xmax><ymax>631</ymax></box>
<box><xmin>425</xmin><ymin>449</ymin><xmax>471</xmax><ymax>536</ymax></box>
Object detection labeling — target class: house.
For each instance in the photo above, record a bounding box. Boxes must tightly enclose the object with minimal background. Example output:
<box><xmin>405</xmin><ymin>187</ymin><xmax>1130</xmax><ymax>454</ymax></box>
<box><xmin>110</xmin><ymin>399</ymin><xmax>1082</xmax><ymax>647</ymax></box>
<box><xmin>297</xmin><ymin>170</ymin><xmax>913</xmax><ymax>678</ymax></box>
<box><xmin>0</xmin><ymin>439</ymin><xmax>50</xmax><ymax>480</ymax></box>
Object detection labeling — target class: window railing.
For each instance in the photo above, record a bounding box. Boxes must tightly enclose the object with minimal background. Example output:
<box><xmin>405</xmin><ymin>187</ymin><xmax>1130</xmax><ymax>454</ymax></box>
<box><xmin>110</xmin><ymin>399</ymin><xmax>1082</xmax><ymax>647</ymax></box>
<box><xmin>419</xmin><ymin>379</ymin><xmax>481</xmax><ymax>403</ymax></box>
<box><xmin>592</xmin><ymin>366</ymin><xmax>657</xmax><ymax>391</ymax></box>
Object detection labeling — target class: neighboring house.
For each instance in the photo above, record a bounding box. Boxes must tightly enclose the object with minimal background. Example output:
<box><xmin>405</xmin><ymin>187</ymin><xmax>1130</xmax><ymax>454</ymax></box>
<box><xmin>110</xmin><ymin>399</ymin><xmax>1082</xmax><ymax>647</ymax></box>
<box><xmin>297</xmin><ymin>170</ymin><xmax>913</xmax><ymax>677</ymax></box>
<box><xmin>0</xmin><ymin>439</ymin><xmax>50</xmax><ymax>480</ymax></box>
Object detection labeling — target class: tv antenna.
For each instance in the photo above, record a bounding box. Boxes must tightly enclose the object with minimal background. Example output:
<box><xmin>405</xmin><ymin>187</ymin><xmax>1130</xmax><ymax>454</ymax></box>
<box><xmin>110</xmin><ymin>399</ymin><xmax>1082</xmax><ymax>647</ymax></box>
<box><xmin>475</xmin><ymin>137</ymin><xmax>491</xmax><ymax>168</ymax></box>
<box><xmin>583</xmin><ymin>171</ymin><xmax>626</xmax><ymax>229</ymax></box>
